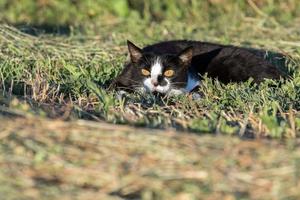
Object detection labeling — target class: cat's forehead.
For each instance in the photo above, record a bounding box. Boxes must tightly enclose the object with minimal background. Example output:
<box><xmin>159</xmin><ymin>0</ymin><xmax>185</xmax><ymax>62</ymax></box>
<box><xmin>140</xmin><ymin>53</ymin><xmax>177</xmax><ymax>66</ymax></box>
<box><xmin>142</xmin><ymin>53</ymin><xmax>170</xmax><ymax>60</ymax></box>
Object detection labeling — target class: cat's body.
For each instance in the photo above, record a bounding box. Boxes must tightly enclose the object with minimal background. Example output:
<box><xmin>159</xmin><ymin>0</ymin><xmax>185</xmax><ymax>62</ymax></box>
<box><xmin>110</xmin><ymin>40</ymin><xmax>286</xmax><ymax>95</ymax></box>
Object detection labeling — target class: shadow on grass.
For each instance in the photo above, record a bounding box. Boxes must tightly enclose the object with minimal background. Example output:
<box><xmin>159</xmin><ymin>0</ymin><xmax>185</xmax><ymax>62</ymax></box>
<box><xmin>13</xmin><ymin>23</ymin><xmax>72</xmax><ymax>36</ymax></box>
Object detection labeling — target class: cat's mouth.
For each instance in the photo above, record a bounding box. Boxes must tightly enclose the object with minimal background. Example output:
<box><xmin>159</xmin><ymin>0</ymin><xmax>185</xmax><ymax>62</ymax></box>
<box><xmin>142</xmin><ymin>84</ymin><xmax>186</xmax><ymax>97</ymax></box>
<box><xmin>147</xmin><ymin>85</ymin><xmax>170</xmax><ymax>94</ymax></box>
<box><xmin>143</xmin><ymin>78</ymin><xmax>170</xmax><ymax>94</ymax></box>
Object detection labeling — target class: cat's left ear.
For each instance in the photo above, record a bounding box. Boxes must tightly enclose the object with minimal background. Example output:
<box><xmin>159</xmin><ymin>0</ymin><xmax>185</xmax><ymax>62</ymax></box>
<box><xmin>178</xmin><ymin>46</ymin><xmax>193</xmax><ymax>65</ymax></box>
<box><xmin>127</xmin><ymin>40</ymin><xmax>143</xmax><ymax>63</ymax></box>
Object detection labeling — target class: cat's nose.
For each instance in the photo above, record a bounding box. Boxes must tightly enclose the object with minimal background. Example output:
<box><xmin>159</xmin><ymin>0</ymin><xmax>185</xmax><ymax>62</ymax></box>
<box><xmin>152</xmin><ymin>80</ymin><xmax>159</xmax><ymax>87</ymax></box>
<box><xmin>152</xmin><ymin>75</ymin><xmax>163</xmax><ymax>87</ymax></box>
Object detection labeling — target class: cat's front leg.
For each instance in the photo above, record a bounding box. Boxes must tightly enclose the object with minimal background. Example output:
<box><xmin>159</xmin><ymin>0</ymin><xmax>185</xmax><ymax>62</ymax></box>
<box><xmin>168</xmin><ymin>88</ymin><xmax>202</xmax><ymax>100</ymax></box>
<box><xmin>188</xmin><ymin>92</ymin><xmax>202</xmax><ymax>100</ymax></box>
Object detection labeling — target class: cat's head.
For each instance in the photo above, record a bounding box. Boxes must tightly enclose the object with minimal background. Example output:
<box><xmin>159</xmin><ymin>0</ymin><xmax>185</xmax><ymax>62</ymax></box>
<box><xmin>123</xmin><ymin>40</ymin><xmax>193</xmax><ymax>95</ymax></box>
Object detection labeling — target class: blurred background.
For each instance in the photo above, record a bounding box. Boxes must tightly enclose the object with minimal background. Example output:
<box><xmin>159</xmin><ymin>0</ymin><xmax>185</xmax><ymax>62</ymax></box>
<box><xmin>1</xmin><ymin>0</ymin><xmax>300</xmax><ymax>36</ymax></box>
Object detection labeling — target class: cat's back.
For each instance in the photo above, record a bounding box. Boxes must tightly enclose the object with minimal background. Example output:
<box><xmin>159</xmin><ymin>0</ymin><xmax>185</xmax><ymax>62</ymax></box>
<box><xmin>142</xmin><ymin>40</ymin><xmax>223</xmax><ymax>55</ymax></box>
<box><xmin>142</xmin><ymin>40</ymin><xmax>284</xmax><ymax>60</ymax></box>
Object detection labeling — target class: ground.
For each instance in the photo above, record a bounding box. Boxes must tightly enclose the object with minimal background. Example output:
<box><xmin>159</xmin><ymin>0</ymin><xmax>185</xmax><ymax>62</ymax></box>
<box><xmin>0</xmin><ymin>1</ymin><xmax>300</xmax><ymax>199</ymax></box>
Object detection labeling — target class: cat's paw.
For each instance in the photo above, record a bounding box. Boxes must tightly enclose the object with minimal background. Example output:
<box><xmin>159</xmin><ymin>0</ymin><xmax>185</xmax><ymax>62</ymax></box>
<box><xmin>116</xmin><ymin>90</ymin><xmax>128</xmax><ymax>101</ymax></box>
<box><xmin>189</xmin><ymin>92</ymin><xmax>202</xmax><ymax>100</ymax></box>
<box><xmin>167</xmin><ymin>89</ymin><xmax>187</xmax><ymax>97</ymax></box>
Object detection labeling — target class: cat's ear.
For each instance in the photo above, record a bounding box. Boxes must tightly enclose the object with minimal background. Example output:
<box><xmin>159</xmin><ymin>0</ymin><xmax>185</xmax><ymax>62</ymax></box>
<box><xmin>178</xmin><ymin>46</ymin><xmax>193</xmax><ymax>65</ymax></box>
<box><xmin>127</xmin><ymin>40</ymin><xmax>142</xmax><ymax>63</ymax></box>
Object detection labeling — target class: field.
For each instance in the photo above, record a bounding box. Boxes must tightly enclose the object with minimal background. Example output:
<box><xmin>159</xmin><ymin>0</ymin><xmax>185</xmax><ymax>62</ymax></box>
<box><xmin>1</xmin><ymin>1</ymin><xmax>300</xmax><ymax>199</ymax></box>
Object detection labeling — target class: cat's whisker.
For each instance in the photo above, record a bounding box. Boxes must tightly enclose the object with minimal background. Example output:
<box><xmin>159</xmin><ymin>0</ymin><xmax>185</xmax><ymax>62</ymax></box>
<box><xmin>170</xmin><ymin>81</ymin><xmax>186</xmax><ymax>84</ymax></box>
<box><xmin>121</xmin><ymin>77</ymin><xmax>143</xmax><ymax>84</ymax></box>
<box><xmin>170</xmin><ymin>83</ymin><xmax>186</xmax><ymax>86</ymax></box>
<box><xmin>116</xmin><ymin>85</ymin><xmax>141</xmax><ymax>90</ymax></box>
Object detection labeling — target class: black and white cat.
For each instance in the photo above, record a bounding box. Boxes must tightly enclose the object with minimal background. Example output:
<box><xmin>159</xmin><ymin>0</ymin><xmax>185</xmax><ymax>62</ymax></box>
<box><xmin>110</xmin><ymin>40</ymin><xmax>286</xmax><ymax>96</ymax></box>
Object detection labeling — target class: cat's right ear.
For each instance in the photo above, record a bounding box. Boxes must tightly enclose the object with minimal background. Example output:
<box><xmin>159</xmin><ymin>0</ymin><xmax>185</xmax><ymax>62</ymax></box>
<box><xmin>127</xmin><ymin>40</ymin><xmax>142</xmax><ymax>63</ymax></box>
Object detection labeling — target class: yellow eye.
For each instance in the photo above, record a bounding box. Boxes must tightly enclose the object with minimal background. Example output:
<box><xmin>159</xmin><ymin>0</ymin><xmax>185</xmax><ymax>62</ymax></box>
<box><xmin>141</xmin><ymin>69</ymin><xmax>150</xmax><ymax>76</ymax></box>
<box><xmin>164</xmin><ymin>69</ymin><xmax>175</xmax><ymax>77</ymax></box>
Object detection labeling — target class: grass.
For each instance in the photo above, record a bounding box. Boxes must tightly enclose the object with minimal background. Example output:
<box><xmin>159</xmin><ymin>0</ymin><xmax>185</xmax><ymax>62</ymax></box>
<box><xmin>1</xmin><ymin>1</ymin><xmax>300</xmax><ymax>199</ymax></box>
<box><xmin>1</xmin><ymin>23</ymin><xmax>299</xmax><ymax>138</ymax></box>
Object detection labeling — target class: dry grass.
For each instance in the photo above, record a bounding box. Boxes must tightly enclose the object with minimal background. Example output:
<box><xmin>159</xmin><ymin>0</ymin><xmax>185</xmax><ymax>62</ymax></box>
<box><xmin>1</xmin><ymin>115</ymin><xmax>300</xmax><ymax>200</ymax></box>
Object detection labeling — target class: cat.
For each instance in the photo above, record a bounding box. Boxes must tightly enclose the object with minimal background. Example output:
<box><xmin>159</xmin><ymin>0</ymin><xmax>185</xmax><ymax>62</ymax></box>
<box><xmin>110</xmin><ymin>40</ymin><xmax>286</xmax><ymax>96</ymax></box>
